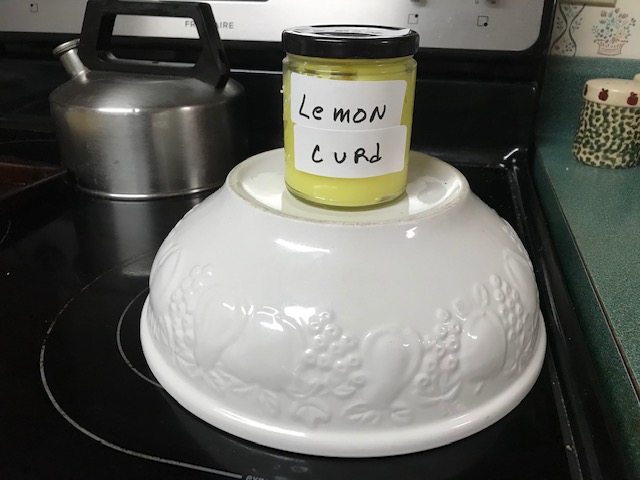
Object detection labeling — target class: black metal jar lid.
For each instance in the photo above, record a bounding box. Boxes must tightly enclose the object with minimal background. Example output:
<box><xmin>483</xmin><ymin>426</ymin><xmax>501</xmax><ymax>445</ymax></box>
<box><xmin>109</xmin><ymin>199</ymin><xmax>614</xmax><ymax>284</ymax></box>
<box><xmin>282</xmin><ymin>25</ymin><xmax>419</xmax><ymax>59</ymax></box>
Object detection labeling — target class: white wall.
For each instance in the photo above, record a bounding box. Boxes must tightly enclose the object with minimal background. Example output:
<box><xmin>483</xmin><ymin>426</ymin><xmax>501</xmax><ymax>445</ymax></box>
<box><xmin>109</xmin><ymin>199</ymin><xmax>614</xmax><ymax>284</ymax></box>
<box><xmin>550</xmin><ymin>0</ymin><xmax>640</xmax><ymax>58</ymax></box>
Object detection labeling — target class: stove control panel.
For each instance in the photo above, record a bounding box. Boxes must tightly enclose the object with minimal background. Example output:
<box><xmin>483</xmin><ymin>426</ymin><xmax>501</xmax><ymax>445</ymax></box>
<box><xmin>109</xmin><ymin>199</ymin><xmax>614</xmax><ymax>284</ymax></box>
<box><xmin>0</xmin><ymin>0</ymin><xmax>548</xmax><ymax>52</ymax></box>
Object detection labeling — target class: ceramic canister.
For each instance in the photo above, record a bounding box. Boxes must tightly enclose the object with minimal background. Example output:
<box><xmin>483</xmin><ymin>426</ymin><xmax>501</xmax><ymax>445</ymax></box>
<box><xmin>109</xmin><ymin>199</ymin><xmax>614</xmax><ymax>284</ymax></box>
<box><xmin>573</xmin><ymin>77</ymin><xmax>640</xmax><ymax>169</ymax></box>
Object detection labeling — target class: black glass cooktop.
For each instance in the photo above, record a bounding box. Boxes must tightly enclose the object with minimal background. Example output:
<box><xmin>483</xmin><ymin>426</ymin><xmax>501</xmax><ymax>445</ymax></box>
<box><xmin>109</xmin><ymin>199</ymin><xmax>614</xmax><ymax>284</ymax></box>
<box><xmin>39</xmin><ymin>253</ymin><xmax>564</xmax><ymax>480</ymax></box>
<box><xmin>0</xmin><ymin>138</ymin><xmax>625</xmax><ymax>479</ymax></box>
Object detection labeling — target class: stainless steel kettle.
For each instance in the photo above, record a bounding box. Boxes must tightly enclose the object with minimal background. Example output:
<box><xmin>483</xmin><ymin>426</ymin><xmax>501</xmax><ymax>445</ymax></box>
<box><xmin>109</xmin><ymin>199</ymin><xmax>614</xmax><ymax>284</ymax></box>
<box><xmin>49</xmin><ymin>0</ymin><xmax>247</xmax><ymax>199</ymax></box>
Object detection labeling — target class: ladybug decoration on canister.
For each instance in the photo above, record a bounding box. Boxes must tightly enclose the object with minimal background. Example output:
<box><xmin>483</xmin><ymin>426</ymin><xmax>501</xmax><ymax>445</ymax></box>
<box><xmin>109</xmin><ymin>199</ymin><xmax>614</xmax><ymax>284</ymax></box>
<box><xmin>599</xmin><ymin>88</ymin><xmax>609</xmax><ymax>101</ymax></box>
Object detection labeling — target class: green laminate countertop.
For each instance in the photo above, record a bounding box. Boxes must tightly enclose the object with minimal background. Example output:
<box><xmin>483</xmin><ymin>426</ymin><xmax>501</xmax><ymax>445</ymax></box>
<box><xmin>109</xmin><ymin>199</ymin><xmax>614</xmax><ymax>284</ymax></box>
<box><xmin>535</xmin><ymin>55</ymin><xmax>640</xmax><ymax>478</ymax></box>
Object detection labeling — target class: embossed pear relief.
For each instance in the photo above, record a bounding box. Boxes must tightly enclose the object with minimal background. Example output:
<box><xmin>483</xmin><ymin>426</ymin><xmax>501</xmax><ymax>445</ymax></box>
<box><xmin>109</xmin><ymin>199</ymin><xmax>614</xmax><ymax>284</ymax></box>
<box><xmin>342</xmin><ymin>326</ymin><xmax>422</xmax><ymax>425</ymax></box>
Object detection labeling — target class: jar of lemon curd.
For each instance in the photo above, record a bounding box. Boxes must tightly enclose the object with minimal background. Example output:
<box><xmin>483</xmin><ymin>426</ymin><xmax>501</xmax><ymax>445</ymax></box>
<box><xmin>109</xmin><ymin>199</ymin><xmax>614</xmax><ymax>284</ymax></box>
<box><xmin>282</xmin><ymin>25</ymin><xmax>419</xmax><ymax>208</ymax></box>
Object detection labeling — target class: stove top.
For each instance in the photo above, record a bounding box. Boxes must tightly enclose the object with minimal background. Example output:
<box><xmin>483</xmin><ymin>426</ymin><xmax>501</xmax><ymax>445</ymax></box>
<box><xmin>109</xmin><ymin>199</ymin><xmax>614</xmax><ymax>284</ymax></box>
<box><xmin>0</xmin><ymin>137</ymin><xmax>626</xmax><ymax>479</ymax></box>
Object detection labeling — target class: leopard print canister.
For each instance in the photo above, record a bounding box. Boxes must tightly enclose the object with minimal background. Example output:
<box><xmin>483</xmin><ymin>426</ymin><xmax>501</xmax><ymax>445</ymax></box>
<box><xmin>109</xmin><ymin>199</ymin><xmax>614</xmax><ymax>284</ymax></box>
<box><xmin>573</xmin><ymin>99</ymin><xmax>640</xmax><ymax>169</ymax></box>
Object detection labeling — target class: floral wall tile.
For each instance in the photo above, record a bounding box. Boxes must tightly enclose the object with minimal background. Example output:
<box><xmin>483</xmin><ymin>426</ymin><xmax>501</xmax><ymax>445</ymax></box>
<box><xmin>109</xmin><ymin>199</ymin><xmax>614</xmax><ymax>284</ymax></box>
<box><xmin>550</xmin><ymin>0</ymin><xmax>640</xmax><ymax>59</ymax></box>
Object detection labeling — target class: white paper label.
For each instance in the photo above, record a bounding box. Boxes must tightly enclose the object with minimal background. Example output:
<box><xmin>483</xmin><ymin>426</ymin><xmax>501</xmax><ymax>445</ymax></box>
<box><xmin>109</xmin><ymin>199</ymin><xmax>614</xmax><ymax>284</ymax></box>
<box><xmin>294</xmin><ymin>125</ymin><xmax>407</xmax><ymax>178</ymax></box>
<box><xmin>290</xmin><ymin>73</ymin><xmax>408</xmax><ymax>179</ymax></box>
<box><xmin>291</xmin><ymin>73</ymin><xmax>406</xmax><ymax>130</ymax></box>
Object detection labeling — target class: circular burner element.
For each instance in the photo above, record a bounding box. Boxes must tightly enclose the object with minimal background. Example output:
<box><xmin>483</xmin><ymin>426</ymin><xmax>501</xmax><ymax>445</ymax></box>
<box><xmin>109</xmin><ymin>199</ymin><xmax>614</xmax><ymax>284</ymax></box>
<box><xmin>117</xmin><ymin>288</ymin><xmax>161</xmax><ymax>388</ymax></box>
<box><xmin>39</xmin><ymin>255</ymin><xmax>252</xmax><ymax>478</ymax></box>
<box><xmin>39</xmin><ymin>253</ymin><xmax>553</xmax><ymax>479</ymax></box>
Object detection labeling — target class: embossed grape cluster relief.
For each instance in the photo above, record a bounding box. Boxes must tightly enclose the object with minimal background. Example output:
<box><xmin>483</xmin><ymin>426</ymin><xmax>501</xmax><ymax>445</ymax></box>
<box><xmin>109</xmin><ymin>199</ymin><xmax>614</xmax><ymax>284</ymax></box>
<box><xmin>412</xmin><ymin>308</ymin><xmax>464</xmax><ymax>413</ymax></box>
<box><xmin>147</xmin><ymin>257</ymin><xmax>540</xmax><ymax>429</ymax></box>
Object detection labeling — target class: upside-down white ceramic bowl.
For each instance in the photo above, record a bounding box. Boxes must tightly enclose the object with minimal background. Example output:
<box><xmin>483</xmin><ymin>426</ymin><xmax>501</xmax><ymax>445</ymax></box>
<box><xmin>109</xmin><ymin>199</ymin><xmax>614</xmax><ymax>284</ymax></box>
<box><xmin>140</xmin><ymin>149</ymin><xmax>546</xmax><ymax>457</ymax></box>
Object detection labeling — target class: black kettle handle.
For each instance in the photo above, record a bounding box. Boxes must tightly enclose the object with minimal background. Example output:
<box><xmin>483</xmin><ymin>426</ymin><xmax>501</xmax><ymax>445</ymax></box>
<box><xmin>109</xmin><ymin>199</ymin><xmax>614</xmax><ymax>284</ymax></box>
<box><xmin>78</xmin><ymin>0</ymin><xmax>229</xmax><ymax>87</ymax></box>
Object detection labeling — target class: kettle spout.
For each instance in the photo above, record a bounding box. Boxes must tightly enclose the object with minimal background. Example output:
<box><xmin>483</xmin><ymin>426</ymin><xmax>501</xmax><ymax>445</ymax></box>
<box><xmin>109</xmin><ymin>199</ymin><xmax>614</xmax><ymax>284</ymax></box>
<box><xmin>53</xmin><ymin>39</ymin><xmax>88</xmax><ymax>78</ymax></box>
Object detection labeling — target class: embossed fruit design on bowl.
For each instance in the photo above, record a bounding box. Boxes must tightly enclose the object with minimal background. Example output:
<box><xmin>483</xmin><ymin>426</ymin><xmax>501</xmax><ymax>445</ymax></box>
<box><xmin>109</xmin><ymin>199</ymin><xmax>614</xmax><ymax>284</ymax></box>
<box><xmin>140</xmin><ymin>149</ymin><xmax>546</xmax><ymax>457</ymax></box>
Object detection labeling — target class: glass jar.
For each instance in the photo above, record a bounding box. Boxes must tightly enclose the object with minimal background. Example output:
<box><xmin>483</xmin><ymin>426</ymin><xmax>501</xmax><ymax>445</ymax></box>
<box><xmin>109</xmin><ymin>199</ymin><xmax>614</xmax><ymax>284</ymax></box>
<box><xmin>282</xmin><ymin>26</ymin><xmax>419</xmax><ymax>208</ymax></box>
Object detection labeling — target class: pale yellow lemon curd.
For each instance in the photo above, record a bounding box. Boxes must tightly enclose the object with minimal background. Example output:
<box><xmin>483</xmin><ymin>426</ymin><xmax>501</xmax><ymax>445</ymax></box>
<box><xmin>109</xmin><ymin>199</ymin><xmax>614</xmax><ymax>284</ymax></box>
<box><xmin>283</xmin><ymin>54</ymin><xmax>417</xmax><ymax>208</ymax></box>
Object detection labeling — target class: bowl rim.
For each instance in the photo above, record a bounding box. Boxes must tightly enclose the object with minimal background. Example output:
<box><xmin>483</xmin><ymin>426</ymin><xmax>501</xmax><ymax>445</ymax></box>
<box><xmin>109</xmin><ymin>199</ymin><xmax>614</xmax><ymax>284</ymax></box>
<box><xmin>227</xmin><ymin>149</ymin><xmax>471</xmax><ymax>227</ymax></box>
